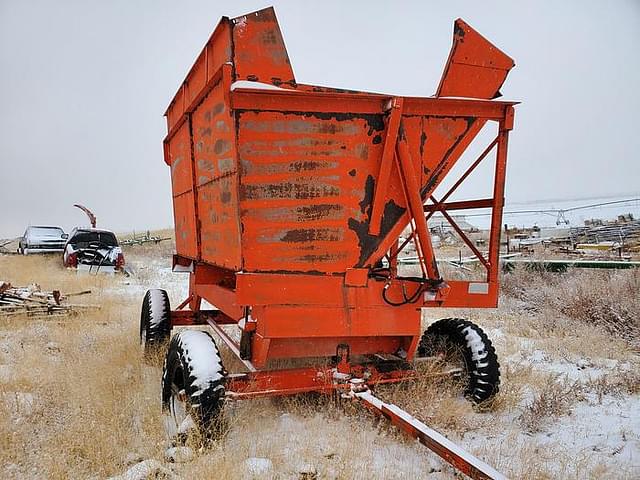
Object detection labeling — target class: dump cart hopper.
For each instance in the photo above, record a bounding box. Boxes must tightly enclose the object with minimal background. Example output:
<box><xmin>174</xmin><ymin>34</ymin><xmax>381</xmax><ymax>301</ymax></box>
<box><xmin>142</xmin><ymin>8</ymin><xmax>516</xmax><ymax>479</ymax></box>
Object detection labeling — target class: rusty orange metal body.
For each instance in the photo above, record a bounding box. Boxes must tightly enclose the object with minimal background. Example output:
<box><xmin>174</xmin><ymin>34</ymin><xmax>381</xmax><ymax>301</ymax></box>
<box><xmin>164</xmin><ymin>7</ymin><xmax>514</xmax><ymax>384</ymax></box>
<box><xmin>162</xmin><ymin>7</ymin><xmax>515</xmax><ymax>479</ymax></box>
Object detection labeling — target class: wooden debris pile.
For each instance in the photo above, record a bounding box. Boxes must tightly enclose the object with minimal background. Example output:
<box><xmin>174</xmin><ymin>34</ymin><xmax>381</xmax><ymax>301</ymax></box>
<box><xmin>0</xmin><ymin>239</ymin><xmax>19</xmax><ymax>255</ymax></box>
<box><xmin>0</xmin><ymin>282</ymin><xmax>98</xmax><ymax>319</ymax></box>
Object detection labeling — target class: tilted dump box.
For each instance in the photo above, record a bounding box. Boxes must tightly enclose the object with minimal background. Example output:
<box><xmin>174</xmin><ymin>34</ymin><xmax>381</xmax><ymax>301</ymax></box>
<box><xmin>164</xmin><ymin>8</ymin><xmax>515</xmax><ymax>277</ymax></box>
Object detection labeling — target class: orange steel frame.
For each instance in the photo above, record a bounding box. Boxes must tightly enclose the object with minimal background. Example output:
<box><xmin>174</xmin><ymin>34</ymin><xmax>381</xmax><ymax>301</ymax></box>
<box><xmin>163</xmin><ymin>7</ymin><xmax>516</xmax><ymax>398</ymax></box>
<box><xmin>168</xmin><ymin>89</ymin><xmax>513</xmax><ymax>391</ymax></box>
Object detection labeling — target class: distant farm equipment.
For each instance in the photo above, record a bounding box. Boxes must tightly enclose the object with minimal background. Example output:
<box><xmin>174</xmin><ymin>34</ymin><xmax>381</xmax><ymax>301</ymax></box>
<box><xmin>141</xmin><ymin>7</ymin><xmax>517</xmax><ymax>479</ymax></box>
<box><xmin>120</xmin><ymin>231</ymin><xmax>171</xmax><ymax>247</ymax></box>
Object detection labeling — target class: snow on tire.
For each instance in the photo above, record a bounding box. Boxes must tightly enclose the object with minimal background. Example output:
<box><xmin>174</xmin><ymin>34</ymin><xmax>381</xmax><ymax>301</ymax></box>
<box><xmin>140</xmin><ymin>289</ymin><xmax>171</xmax><ymax>358</ymax></box>
<box><xmin>417</xmin><ymin>318</ymin><xmax>500</xmax><ymax>403</ymax></box>
<box><xmin>161</xmin><ymin>330</ymin><xmax>227</xmax><ymax>440</ymax></box>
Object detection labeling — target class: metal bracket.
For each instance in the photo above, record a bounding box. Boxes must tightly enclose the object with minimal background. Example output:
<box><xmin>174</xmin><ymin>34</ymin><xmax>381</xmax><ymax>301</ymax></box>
<box><xmin>369</xmin><ymin>97</ymin><xmax>404</xmax><ymax>235</ymax></box>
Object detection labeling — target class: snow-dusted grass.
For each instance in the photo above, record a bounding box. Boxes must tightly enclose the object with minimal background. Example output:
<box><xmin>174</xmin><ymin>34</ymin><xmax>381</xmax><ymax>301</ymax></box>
<box><xmin>1</xmin><ymin>246</ymin><xmax>638</xmax><ymax>479</ymax></box>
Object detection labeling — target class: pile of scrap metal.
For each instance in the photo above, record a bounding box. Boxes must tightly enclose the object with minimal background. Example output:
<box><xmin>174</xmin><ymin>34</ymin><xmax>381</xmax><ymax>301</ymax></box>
<box><xmin>0</xmin><ymin>239</ymin><xmax>18</xmax><ymax>255</ymax></box>
<box><xmin>0</xmin><ymin>282</ymin><xmax>97</xmax><ymax>319</ymax></box>
<box><xmin>570</xmin><ymin>216</ymin><xmax>640</xmax><ymax>252</ymax></box>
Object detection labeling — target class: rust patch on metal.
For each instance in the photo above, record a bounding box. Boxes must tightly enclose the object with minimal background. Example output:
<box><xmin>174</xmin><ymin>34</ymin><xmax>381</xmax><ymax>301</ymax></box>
<box><xmin>349</xmin><ymin>175</ymin><xmax>406</xmax><ymax>266</ymax></box>
<box><xmin>214</xmin><ymin>139</ymin><xmax>232</xmax><ymax>155</ymax></box>
<box><xmin>280</xmin><ymin>228</ymin><xmax>344</xmax><ymax>243</ymax></box>
<box><xmin>240</xmin><ymin>159</ymin><xmax>339</xmax><ymax>176</ymax></box>
<box><xmin>240</xmin><ymin>182</ymin><xmax>340</xmax><ymax>200</ymax></box>
<box><xmin>241</xmin><ymin>204</ymin><xmax>344</xmax><ymax>223</ymax></box>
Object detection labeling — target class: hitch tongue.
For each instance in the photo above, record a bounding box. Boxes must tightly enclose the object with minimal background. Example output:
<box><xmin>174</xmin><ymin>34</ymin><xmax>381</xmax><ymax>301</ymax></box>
<box><xmin>352</xmin><ymin>389</ymin><xmax>507</xmax><ymax>480</ymax></box>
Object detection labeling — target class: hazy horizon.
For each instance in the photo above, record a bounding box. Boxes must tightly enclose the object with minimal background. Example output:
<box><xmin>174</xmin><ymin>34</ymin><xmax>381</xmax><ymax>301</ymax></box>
<box><xmin>1</xmin><ymin>0</ymin><xmax>639</xmax><ymax>237</ymax></box>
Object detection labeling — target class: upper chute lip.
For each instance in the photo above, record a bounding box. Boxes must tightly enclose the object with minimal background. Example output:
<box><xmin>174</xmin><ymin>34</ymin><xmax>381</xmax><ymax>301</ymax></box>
<box><xmin>436</xmin><ymin>18</ymin><xmax>516</xmax><ymax>100</ymax></box>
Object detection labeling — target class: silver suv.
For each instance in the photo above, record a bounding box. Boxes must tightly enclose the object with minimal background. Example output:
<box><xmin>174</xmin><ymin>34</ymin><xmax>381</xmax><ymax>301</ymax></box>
<box><xmin>18</xmin><ymin>226</ymin><xmax>68</xmax><ymax>254</ymax></box>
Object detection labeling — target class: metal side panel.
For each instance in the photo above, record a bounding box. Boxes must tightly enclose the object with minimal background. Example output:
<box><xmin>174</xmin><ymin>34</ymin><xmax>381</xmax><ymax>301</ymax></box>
<box><xmin>236</xmin><ymin>109</ymin><xmax>401</xmax><ymax>273</ymax></box>
<box><xmin>191</xmin><ymin>78</ymin><xmax>242</xmax><ymax>269</ymax></box>
<box><xmin>173</xmin><ymin>190</ymin><xmax>198</xmax><ymax>259</ymax></box>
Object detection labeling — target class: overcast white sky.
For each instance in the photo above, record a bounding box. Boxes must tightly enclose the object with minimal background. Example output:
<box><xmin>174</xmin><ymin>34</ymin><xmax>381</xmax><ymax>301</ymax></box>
<box><xmin>1</xmin><ymin>0</ymin><xmax>639</xmax><ymax>237</ymax></box>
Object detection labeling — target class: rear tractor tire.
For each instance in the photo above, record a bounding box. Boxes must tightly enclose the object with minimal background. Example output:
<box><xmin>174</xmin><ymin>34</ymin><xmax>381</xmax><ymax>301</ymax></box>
<box><xmin>417</xmin><ymin>318</ymin><xmax>500</xmax><ymax>403</ymax></box>
<box><xmin>140</xmin><ymin>289</ymin><xmax>171</xmax><ymax>360</ymax></box>
<box><xmin>162</xmin><ymin>330</ymin><xmax>227</xmax><ymax>441</ymax></box>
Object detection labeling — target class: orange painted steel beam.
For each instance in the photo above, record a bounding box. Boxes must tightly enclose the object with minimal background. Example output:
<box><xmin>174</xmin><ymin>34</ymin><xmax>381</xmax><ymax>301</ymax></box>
<box><xmin>230</xmin><ymin>90</ymin><xmax>516</xmax><ymax>118</ymax></box>
<box><xmin>488</xmin><ymin>126</ymin><xmax>510</xmax><ymax>284</ymax></box>
<box><xmin>362</xmin><ymin>117</ymin><xmax>488</xmax><ymax>268</ymax></box>
<box><xmin>425</xmin><ymin>137</ymin><xmax>499</xmax><ymax>222</ymax></box>
<box><xmin>355</xmin><ymin>391</ymin><xmax>507</xmax><ymax>480</ymax></box>
<box><xmin>225</xmin><ymin>365</ymin><xmax>417</xmax><ymax>400</ymax></box>
<box><xmin>396</xmin><ymin>127</ymin><xmax>441</xmax><ymax>282</ymax></box>
<box><xmin>424</xmin><ymin>198</ymin><xmax>495</xmax><ymax>212</ymax></box>
<box><xmin>431</xmin><ymin>195</ymin><xmax>491</xmax><ymax>273</ymax></box>
<box><xmin>369</xmin><ymin>97</ymin><xmax>404</xmax><ymax>235</ymax></box>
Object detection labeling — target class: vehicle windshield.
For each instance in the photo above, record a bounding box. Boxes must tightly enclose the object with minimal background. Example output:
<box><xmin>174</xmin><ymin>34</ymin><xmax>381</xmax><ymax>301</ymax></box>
<box><xmin>70</xmin><ymin>231</ymin><xmax>118</xmax><ymax>248</ymax></box>
<box><xmin>29</xmin><ymin>227</ymin><xmax>64</xmax><ymax>237</ymax></box>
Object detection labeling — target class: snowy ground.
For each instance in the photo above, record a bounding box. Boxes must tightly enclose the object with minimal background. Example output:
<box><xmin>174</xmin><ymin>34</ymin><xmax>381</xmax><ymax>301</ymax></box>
<box><xmin>1</xmin><ymin>244</ymin><xmax>638</xmax><ymax>479</ymax></box>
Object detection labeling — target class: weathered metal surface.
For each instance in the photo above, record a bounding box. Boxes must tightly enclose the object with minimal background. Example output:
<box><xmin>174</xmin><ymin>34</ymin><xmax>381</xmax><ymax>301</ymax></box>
<box><xmin>192</xmin><ymin>75</ymin><xmax>242</xmax><ymax>269</ymax></box>
<box><xmin>167</xmin><ymin>121</ymin><xmax>198</xmax><ymax>258</ymax></box>
<box><xmin>231</xmin><ymin>7</ymin><xmax>295</xmax><ymax>86</ymax></box>
<box><xmin>163</xmin><ymin>6</ymin><xmax>516</xmax><ymax>367</ymax></box>
<box><xmin>437</xmin><ymin>18</ymin><xmax>515</xmax><ymax>99</ymax></box>
<box><xmin>165</xmin><ymin>7</ymin><xmax>295</xmax><ymax>134</ymax></box>
<box><xmin>237</xmin><ymin>110</ymin><xmax>384</xmax><ymax>272</ymax></box>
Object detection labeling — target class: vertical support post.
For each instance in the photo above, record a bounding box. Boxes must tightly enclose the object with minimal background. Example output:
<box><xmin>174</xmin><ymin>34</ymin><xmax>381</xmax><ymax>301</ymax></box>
<box><xmin>389</xmin><ymin>239</ymin><xmax>399</xmax><ymax>276</ymax></box>
<box><xmin>188</xmin><ymin>112</ymin><xmax>202</xmax><ymax>261</ymax></box>
<box><xmin>188</xmin><ymin>272</ymin><xmax>202</xmax><ymax>311</ymax></box>
<box><xmin>369</xmin><ymin>98</ymin><xmax>404</xmax><ymax>235</ymax></box>
<box><xmin>396</xmin><ymin>128</ymin><xmax>441</xmax><ymax>281</ymax></box>
<box><xmin>487</xmin><ymin>116</ymin><xmax>511</xmax><ymax>283</ymax></box>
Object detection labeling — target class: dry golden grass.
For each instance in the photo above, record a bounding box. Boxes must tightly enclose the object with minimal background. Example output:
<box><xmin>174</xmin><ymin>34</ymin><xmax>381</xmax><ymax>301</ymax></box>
<box><xmin>0</xmin><ymin>253</ymin><xmax>165</xmax><ymax>478</ymax></box>
<box><xmin>502</xmin><ymin>266</ymin><xmax>640</xmax><ymax>348</ymax></box>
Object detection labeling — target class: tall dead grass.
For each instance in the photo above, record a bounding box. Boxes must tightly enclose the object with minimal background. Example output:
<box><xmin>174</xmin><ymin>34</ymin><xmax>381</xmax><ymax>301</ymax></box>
<box><xmin>502</xmin><ymin>267</ymin><xmax>640</xmax><ymax>348</ymax></box>
<box><xmin>0</xmin><ymin>254</ymin><xmax>166</xmax><ymax>478</ymax></box>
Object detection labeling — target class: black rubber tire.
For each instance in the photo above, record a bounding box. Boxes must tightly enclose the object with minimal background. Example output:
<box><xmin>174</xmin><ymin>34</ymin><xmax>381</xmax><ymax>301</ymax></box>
<box><xmin>161</xmin><ymin>330</ymin><xmax>227</xmax><ymax>439</ymax></box>
<box><xmin>417</xmin><ymin>318</ymin><xmax>500</xmax><ymax>403</ymax></box>
<box><xmin>140</xmin><ymin>289</ymin><xmax>171</xmax><ymax>358</ymax></box>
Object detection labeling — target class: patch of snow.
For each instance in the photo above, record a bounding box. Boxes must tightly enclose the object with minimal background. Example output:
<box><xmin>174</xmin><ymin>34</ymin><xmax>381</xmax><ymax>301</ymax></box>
<box><xmin>149</xmin><ymin>289</ymin><xmax>167</xmax><ymax>327</ymax></box>
<box><xmin>231</xmin><ymin>80</ymin><xmax>288</xmax><ymax>91</ymax></box>
<box><xmin>177</xmin><ymin>330</ymin><xmax>223</xmax><ymax>396</ymax></box>
<box><xmin>107</xmin><ymin>459</ymin><xmax>175</xmax><ymax>480</ymax></box>
<box><xmin>294</xmin><ymin>460</ymin><xmax>316</xmax><ymax>476</ymax></box>
<box><xmin>165</xmin><ymin>446</ymin><xmax>194</xmax><ymax>463</ymax></box>
<box><xmin>0</xmin><ymin>364</ymin><xmax>12</xmax><ymax>382</ymax></box>
<box><xmin>243</xmin><ymin>457</ymin><xmax>273</xmax><ymax>476</ymax></box>
<box><xmin>461</xmin><ymin>325</ymin><xmax>489</xmax><ymax>365</ymax></box>
<box><xmin>177</xmin><ymin>414</ymin><xmax>196</xmax><ymax>435</ymax></box>
<box><xmin>123</xmin><ymin>452</ymin><xmax>144</xmax><ymax>466</ymax></box>
<box><xmin>3</xmin><ymin>391</ymin><xmax>36</xmax><ymax>416</ymax></box>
